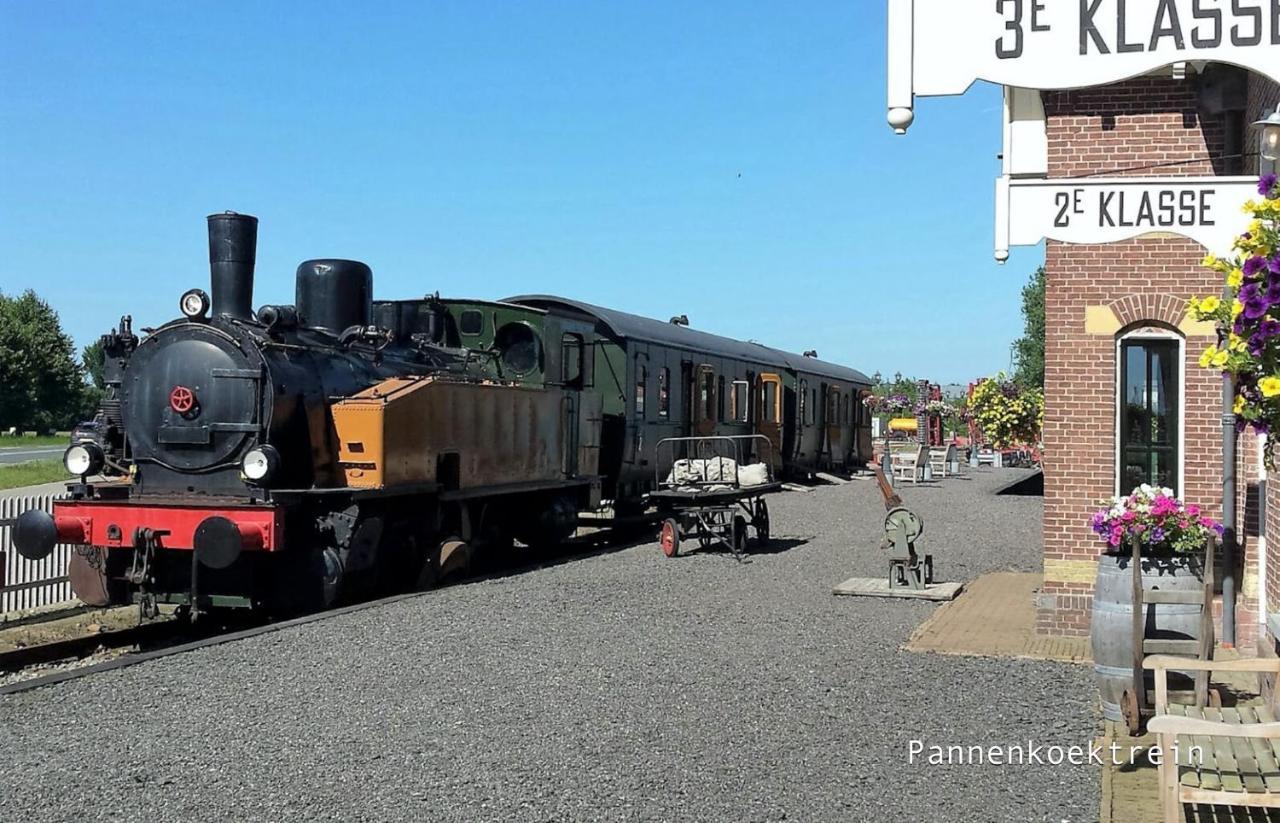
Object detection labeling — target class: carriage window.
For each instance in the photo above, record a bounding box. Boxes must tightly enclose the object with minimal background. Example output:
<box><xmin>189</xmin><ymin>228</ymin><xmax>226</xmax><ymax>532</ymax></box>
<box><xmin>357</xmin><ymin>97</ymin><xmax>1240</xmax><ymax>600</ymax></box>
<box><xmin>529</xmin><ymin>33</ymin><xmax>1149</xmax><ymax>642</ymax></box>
<box><xmin>811</xmin><ymin>388</ymin><xmax>817</xmax><ymax>425</ymax></box>
<box><xmin>732</xmin><ymin>380</ymin><xmax>750</xmax><ymax>422</ymax></box>
<box><xmin>659</xmin><ymin>367</ymin><xmax>670</xmax><ymax>418</ymax></box>
<box><xmin>460</xmin><ymin>310</ymin><xmax>484</xmax><ymax>336</ymax></box>
<box><xmin>799</xmin><ymin>381</ymin><xmax>808</xmax><ymax>425</ymax></box>
<box><xmin>635</xmin><ymin>366</ymin><xmax>647</xmax><ymax>416</ymax></box>
<box><xmin>561</xmin><ymin>333</ymin><xmax>583</xmax><ymax>386</ymax></box>
<box><xmin>828</xmin><ymin>390</ymin><xmax>839</xmax><ymax>422</ymax></box>
<box><xmin>717</xmin><ymin>377</ymin><xmax>726</xmax><ymax>421</ymax></box>
<box><xmin>763</xmin><ymin>381</ymin><xmax>778</xmax><ymax>424</ymax></box>
<box><xmin>700</xmin><ymin>368</ymin><xmax>715</xmax><ymax>420</ymax></box>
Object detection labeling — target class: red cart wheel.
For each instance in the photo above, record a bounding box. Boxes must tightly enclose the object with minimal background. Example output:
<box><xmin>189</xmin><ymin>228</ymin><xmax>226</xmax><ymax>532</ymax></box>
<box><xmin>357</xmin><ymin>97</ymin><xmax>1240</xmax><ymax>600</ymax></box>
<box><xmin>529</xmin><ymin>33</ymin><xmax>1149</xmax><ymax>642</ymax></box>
<box><xmin>660</xmin><ymin>518</ymin><xmax>681</xmax><ymax>558</ymax></box>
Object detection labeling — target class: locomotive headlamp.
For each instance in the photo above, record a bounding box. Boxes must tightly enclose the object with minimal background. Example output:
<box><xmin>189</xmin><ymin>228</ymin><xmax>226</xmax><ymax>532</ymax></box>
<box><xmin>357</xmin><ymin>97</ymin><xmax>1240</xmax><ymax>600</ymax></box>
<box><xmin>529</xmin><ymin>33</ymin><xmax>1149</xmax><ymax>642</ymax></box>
<box><xmin>180</xmin><ymin>288</ymin><xmax>211</xmax><ymax>319</ymax></box>
<box><xmin>242</xmin><ymin>445</ymin><xmax>280</xmax><ymax>484</ymax></box>
<box><xmin>64</xmin><ymin>442</ymin><xmax>104</xmax><ymax>478</ymax></box>
<box><xmin>1257</xmin><ymin>104</ymin><xmax>1280</xmax><ymax>171</ymax></box>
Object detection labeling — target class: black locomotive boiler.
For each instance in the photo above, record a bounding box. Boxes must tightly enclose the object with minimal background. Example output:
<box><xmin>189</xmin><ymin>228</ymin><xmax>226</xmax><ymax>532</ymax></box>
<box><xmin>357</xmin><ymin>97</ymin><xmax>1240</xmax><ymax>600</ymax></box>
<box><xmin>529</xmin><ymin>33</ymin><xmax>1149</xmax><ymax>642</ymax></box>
<box><xmin>13</xmin><ymin>213</ymin><xmax>597</xmax><ymax>616</ymax></box>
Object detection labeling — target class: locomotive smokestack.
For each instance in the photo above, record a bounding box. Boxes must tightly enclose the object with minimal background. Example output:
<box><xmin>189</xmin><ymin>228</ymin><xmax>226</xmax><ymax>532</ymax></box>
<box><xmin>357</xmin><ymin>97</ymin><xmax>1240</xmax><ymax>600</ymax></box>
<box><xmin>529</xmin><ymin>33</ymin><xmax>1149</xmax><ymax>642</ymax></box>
<box><xmin>206</xmin><ymin>212</ymin><xmax>258</xmax><ymax>320</ymax></box>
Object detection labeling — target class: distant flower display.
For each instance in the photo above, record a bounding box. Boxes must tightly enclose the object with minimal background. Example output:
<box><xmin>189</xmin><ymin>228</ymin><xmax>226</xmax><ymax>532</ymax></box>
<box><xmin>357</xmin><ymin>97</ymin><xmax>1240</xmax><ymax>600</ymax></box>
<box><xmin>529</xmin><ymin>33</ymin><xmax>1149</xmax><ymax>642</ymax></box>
<box><xmin>1089</xmin><ymin>485</ymin><xmax>1223</xmax><ymax>554</ymax></box>
<box><xmin>1190</xmin><ymin>174</ymin><xmax>1280</xmax><ymax>465</ymax></box>
<box><xmin>863</xmin><ymin>393</ymin><xmax>915</xmax><ymax>416</ymax></box>
<box><xmin>967</xmin><ymin>374</ymin><xmax>1042</xmax><ymax>448</ymax></box>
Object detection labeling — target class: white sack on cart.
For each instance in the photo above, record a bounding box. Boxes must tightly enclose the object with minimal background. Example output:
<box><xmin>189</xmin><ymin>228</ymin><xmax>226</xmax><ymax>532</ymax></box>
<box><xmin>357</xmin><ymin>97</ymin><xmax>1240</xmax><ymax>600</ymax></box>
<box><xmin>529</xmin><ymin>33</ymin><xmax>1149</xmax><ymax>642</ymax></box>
<box><xmin>665</xmin><ymin>458</ymin><xmax>770</xmax><ymax>488</ymax></box>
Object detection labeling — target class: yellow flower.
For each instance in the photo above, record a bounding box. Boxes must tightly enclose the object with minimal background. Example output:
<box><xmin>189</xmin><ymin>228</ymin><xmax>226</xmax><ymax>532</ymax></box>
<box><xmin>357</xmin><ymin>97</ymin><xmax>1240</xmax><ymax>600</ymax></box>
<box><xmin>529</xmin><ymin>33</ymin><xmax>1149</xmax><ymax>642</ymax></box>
<box><xmin>1228</xmin><ymin>333</ymin><xmax>1247</xmax><ymax>353</ymax></box>
<box><xmin>1262</xmin><ymin>376</ymin><xmax>1280</xmax><ymax>398</ymax></box>
<box><xmin>1235</xmin><ymin>395</ymin><xmax>1246</xmax><ymax>415</ymax></box>
<box><xmin>1199</xmin><ymin>345</ymin><xmax>1217</xmax><ymax>368</ymax></box>
<box><xmin>1211</xmin><ymin>351</ymin><xmax>1230</xmax><ymax>368</ymax></box>
<box><xmin>1202</xmin><ymin>254</ymin><xmax>1219</xmax><ymax>268</ymax></box>
<box><xmin>1243</xmin><ymin>199</ymin><xmax>1260</xmax><ymax>214</ymax></box>
<box><xmin>1199</xmin><ymin>295</ymin><xmax>1222</xmax><ymax>314</ymax></box>
<box><xmin>1227</xmin><ymin>268</ymin><xmax>1244</xmax><ymax>288</ymax></box>
<box><xmin>1233</xmin><ymin>299</ymin><xmax>1245</xmax><ymax>318</ymax></box>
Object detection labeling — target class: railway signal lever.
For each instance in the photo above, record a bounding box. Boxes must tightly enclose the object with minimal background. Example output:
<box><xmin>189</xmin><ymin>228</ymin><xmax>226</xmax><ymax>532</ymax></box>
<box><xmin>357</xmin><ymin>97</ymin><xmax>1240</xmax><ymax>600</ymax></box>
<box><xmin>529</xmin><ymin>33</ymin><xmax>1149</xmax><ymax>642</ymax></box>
<box><xmin>871</xmin><ymin>464</ymin><xmax>933</xmax><ymax>591</ymax></box>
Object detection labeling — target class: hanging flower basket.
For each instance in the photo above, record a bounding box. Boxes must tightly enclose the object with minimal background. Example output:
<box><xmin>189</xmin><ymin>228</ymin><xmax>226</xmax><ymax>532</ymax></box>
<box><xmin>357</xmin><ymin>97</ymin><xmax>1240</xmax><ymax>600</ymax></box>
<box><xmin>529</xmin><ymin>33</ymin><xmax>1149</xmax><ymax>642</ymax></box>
<box><xmin>1189</xmin><ymin>173</ymin><xmax>1280</xmax><ymax>466</ymax></box>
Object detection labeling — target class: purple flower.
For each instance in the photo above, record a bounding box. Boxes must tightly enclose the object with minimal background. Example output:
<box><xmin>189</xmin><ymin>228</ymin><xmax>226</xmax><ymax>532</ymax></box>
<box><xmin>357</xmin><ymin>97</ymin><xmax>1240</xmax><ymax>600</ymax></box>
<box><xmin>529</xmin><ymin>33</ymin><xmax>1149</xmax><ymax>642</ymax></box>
<box><xmin>1245</xmin><ymin>297</ymin><xmax>1271</xmax><ymax>320</ymax></box>
<box><xmin>1150</xmin><ymin>527</ymin><xmax>1166</xmax><ymax>544</ymax></box>
<box><xmin>1271</xmin><ymin>256</ymin><xmax>1280</xmax><ymax>275</ymax></box>
<box><xmin>1245</xmin><ymin>256</ymin><xmax>1269</xmax><ymax>277</ymax></box>
<box><xmin>1260</xmin><ymin>173</ymin><xmax>1278</xmax><ymax>196</ymax></box>
<box><xmin>1243</xmin><ymin>282</ymin><xmax>1261</xmax><ymax>300</ymax></box>
<box><xmin>1255</xmin><ymin>420</ymin><xmax>1272</xmax><ymax>435</ymax></box>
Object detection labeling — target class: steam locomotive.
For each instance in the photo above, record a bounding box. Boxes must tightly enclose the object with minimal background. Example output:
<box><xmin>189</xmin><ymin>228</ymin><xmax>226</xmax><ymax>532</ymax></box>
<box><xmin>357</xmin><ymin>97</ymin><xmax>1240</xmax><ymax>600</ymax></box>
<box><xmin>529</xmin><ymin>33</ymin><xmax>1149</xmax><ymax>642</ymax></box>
<box><xmin>14</xmin><ymin>212</ymin><xmax>873</xmax><ymax>616</ymax></box>
<box><xmin>14</xmin><ymin>214</ymin><xmax>595</xmax><ymax>616</ymax></box>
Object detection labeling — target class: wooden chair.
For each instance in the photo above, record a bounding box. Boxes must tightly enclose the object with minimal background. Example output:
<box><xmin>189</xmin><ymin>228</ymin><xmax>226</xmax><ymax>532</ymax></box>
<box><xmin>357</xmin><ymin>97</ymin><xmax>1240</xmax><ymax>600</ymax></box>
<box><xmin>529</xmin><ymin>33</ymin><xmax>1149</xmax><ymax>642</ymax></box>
<box><xmin>1146</xmin><ymin>654</ymin><xmax>1280</xmax><ymax>821</ymax></box>
<box><xmin>1123</xmin><ymin>537</ymin><xmax>1215</xmax><ymax>733</ymax></box>
<box><xmin>890</xmin><ymin>444</ymin><xmax>928</xmax><ymax>484</ymax></box>
<box><xmin>928</xmin><ymin>445</ymin><xmax>955</xmax><ymax>479</ymax></box>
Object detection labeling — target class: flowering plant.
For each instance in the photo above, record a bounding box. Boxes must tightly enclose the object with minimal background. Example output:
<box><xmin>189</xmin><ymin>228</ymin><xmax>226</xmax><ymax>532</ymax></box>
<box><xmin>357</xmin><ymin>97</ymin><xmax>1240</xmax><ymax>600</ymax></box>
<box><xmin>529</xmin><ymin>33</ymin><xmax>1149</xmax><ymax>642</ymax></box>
<box><xmin>968</xmin><ymin>374</ymin><xmax>1043</xmax><ymax>448</ymax></box>
<box><xmin>863</xmin><ymin>394</ymin><xmax>915</xmax><ymax>416</ymax></box>
<box><xmin>1189</xmin><ymin>173</ymin><xmax>1280</xmax><ymax>465</ymax></box>
<box><xmin>915</xmin><ymin>398</ymin><xmax>960</xmax><ymax>419</ymax></box>
<box><xmin>1089</xmin><ymin>485</ymin><xmax>1223</xmax><ymax>554</ymax></box>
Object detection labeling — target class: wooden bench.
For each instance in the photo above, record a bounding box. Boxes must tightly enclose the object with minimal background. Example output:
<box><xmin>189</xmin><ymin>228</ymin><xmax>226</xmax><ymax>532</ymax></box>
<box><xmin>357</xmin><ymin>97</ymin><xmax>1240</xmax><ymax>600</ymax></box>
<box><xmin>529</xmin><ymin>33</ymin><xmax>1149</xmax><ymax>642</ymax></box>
<box><xmin>1145</xmin><ymin>654</ymin><xmax>1280</xmax><ymax>821</ymax></box>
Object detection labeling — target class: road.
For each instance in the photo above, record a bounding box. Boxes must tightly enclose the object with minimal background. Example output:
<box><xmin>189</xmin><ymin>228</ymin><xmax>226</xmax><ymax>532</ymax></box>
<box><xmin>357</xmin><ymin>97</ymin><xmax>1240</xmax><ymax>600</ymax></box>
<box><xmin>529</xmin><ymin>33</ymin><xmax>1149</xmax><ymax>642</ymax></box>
<box><xmin>0</xmin><ymin>446</ymin><xmax>62</xmax><ymax>465</ymax></box>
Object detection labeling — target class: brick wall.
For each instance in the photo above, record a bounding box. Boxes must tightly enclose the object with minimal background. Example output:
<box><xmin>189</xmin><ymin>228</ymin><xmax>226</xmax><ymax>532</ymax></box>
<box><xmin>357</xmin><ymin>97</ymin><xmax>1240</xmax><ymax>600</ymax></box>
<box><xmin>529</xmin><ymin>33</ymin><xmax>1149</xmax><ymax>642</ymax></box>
<box><xmin>1036</xmin><ymin>74</ymin><xmax>1262</xmax><ymax>649</ymax></box>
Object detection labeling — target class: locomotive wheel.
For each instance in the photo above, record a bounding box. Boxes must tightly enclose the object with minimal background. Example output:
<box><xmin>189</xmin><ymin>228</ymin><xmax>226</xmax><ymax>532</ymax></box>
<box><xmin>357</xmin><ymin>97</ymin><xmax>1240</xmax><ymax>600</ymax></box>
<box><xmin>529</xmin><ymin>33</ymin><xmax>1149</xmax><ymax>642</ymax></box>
<box><xmin>660</xmin><ymin>518</ymin><xmax>680</xmax><ymax>558</ymax></box>
<box><xmin>753</xmin><ymin>499</ymin><xmax>770</xmax><ymax>545</ymax></box>
<box><xmin>437</xmin><ymin>538</ymin><xmax>472</xmax><ymax>581</ymax></box>
<box><xmin>732</xmin><ymin>516</ymin><xmax>748</xmax><ymax>556</ymax></box>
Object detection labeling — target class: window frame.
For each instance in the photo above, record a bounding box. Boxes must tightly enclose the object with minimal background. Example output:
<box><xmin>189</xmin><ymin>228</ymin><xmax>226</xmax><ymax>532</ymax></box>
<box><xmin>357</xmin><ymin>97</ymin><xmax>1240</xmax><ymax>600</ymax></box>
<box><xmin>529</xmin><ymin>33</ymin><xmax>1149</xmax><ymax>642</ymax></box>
<box><xmin>1114</xmin><ymin>327</ymin><xmax>1184</xmax><ymax>497</ymax></box>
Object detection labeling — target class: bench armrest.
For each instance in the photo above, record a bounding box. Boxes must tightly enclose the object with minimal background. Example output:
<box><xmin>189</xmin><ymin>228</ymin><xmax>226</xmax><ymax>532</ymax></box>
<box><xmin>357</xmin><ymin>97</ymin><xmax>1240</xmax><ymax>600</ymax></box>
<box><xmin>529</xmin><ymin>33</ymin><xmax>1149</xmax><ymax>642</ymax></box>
<box><xmin>1143</xmin><ymin>654</ymin><xmax>1280</xmax><ymax>674</ymax></box>
<box><xmin>1148</xmin><ymin>715</ymin><xmax>1280</xmax><ymax>739</ymax></box>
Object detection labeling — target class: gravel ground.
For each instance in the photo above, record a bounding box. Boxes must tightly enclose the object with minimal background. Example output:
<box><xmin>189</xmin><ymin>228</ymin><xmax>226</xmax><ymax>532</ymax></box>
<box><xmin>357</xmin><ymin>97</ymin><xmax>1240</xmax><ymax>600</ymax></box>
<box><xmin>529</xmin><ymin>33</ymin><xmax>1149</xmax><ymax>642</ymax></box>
<box><xmin>0</xmin><ymin>468</ymin><xmax>1099</xmax><ymax>822</ymax></box>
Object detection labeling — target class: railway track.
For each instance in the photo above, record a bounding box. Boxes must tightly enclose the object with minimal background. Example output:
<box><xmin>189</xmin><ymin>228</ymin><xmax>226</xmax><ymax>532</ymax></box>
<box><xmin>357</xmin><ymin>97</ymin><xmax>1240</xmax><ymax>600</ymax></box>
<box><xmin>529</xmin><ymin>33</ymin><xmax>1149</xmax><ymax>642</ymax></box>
<box><xmin>0</xmin><ymin>524</ymin><xmax>652</xmax><ymax>697</ymax></box>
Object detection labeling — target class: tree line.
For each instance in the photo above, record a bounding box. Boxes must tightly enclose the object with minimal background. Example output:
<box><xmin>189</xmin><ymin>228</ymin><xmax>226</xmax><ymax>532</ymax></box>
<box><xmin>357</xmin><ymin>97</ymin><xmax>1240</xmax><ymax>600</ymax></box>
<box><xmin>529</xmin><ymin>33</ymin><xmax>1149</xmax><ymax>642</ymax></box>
<box><xmin>0</xmin><ymin>290</ymin><xmax>104</xmax><ymax>434</ymax></box>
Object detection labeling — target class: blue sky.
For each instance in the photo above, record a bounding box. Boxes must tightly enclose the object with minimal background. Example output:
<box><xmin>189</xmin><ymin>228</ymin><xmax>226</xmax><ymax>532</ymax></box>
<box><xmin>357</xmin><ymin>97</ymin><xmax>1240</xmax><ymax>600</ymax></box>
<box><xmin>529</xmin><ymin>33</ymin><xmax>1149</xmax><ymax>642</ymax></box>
<box><xmin>0</xmin><ymin>1</ymin><xmax>1043</xmax><ymax>383</ymax></box>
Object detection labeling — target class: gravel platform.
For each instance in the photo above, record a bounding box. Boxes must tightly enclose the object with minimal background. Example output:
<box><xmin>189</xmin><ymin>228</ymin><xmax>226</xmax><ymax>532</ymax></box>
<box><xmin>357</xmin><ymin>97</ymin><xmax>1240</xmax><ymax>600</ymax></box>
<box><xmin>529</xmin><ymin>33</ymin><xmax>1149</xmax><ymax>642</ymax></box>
<box><xmin>0</xmin><ymin>468</ymin><xmax>1099</xmax><ymax>822</ymax></box>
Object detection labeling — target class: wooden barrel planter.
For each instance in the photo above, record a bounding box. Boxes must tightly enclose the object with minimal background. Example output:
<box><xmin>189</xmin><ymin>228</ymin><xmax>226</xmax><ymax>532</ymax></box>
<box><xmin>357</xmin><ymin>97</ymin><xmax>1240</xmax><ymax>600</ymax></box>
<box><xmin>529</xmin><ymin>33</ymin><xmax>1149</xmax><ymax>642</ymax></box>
<box><xmin>1090</xmin><ymin>550</ymin><xmax>1205</xmax><ymax>722</ymax></box>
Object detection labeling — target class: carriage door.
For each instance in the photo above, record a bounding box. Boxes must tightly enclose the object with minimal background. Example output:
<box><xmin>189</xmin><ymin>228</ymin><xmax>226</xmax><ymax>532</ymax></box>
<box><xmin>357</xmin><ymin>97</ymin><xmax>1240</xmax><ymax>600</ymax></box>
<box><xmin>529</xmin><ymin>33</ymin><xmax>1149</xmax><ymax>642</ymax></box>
<box><xmin>691</xmin><ymin>364</ymin><xmax>716</xmax><ymax>437</ymax></box>
<box><xmin>825</xmin><ymin>385</ymin><xmax>842</xmax><ymax>466</ymax></box>
<box><xmin>756</xmin><ymin>373</ymin><xmax>783</xmax><ymax>468</ymax></box>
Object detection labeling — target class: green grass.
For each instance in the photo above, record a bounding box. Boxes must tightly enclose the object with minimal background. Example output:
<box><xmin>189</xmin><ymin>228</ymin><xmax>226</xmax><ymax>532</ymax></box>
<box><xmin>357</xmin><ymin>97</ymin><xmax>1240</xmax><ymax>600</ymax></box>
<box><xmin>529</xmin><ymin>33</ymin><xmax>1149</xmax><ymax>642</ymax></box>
<box><xmin>0</xmin><ymin>459</ymin><xmax>72</xmax><ymax>490</ymax></box>
<box><xmin>0</xmin><ymin>434</ymin><xmax>68</xmax><ymax>448</ymax></box>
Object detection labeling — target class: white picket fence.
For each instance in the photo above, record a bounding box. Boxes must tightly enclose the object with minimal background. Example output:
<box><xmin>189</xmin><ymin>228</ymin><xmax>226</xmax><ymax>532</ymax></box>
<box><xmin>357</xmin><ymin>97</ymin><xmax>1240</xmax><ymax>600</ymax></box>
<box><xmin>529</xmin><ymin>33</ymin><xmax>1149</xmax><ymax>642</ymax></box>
<box><xmin>0</xmin><ymin>494</ymin><xmax>76</xmax><ymax>615</ymax></box>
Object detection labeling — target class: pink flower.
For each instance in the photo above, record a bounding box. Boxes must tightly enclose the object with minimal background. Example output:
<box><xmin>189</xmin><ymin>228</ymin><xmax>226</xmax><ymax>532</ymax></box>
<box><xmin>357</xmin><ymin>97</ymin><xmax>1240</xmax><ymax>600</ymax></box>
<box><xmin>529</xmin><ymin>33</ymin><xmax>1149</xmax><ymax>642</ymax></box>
<box><xmin>1186</xmin><ymin>505</ymin><xmax>1200</xmax><ymax>517</ymax></box>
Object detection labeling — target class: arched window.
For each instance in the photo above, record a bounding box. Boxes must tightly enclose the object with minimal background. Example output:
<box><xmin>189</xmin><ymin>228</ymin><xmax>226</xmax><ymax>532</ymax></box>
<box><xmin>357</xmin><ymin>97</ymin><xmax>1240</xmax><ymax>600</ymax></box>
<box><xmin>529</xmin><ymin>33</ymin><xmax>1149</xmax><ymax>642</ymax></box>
<box><xmin>717</xmin><ymin>376</ymin><xmax>726</xmax><ymax>421</ymax></box>
<box><xmin>658</xmin><ymin>367</ymin><xmax>670</xmax><ymax>418</ymax></box>
<box><xmin>1117</xmin><ymin>325</ymin><xmax>1183</xmax><ymax>496</ymax></box>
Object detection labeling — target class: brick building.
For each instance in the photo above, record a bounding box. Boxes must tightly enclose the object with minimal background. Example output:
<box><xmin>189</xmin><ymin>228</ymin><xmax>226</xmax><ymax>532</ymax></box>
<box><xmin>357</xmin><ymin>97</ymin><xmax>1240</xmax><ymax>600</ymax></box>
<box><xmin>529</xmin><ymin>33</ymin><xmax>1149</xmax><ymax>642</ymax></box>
<box><xmin>1032</xmin><ymin>70</ymin><xmax>1280</xmax><ymax>653</ymax></box>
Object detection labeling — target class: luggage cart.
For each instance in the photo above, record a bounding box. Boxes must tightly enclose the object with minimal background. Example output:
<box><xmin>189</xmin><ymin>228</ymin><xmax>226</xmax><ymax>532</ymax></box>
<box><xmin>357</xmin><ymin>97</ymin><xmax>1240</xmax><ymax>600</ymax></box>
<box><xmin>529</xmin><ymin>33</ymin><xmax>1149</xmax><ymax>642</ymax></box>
<box><xmin>648</xmin><ymin>435</ymin><xmax>781</xmax><ymax>559</ymax></box>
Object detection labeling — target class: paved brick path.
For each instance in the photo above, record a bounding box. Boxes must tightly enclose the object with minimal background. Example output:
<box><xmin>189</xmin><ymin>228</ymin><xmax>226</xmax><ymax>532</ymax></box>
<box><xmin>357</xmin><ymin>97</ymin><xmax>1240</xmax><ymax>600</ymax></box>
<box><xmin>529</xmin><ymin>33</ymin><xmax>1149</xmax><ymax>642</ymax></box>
<box><xmin>905</xmin><ymin>571</ymin><xmax>1090</xmax><ymax>663</ymax></box>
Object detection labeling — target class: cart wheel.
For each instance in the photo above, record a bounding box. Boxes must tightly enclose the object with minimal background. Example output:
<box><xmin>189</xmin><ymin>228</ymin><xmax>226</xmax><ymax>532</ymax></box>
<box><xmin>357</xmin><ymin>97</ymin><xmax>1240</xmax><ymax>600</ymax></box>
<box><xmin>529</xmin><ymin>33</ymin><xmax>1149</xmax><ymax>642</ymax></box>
<box><xmin>754</xmin><ymin>499</ymin><xmax>770</xmax><ymax>545</ymax></box>
<box><xmin>1120</xmin><ymin>688</ymin><xmax>1141</xmax><ymax>736</ymax></box>
<box><xmin>732</xmin><ymin>516</ymin><xmax>748</xmax><ymax>556</ymax></box>
<box><xmin>660</xmin><ymin>518</ymin><xmax>681</xmax><ymax>558</ymax></box>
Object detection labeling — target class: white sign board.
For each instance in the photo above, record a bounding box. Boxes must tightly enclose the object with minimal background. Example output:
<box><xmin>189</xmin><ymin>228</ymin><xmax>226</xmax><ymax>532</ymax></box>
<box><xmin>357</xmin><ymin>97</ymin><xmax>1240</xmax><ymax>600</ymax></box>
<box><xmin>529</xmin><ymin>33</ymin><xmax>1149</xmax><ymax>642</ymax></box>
<box><xmin>887</xmin><ymin>0</ymin><xmax>1280</xmax><ymax>132</ymax></box>
<box><xmin>994</xmin><ymin>175</ymin><xmax>1258</xmax><ymax>259</ymax></box>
